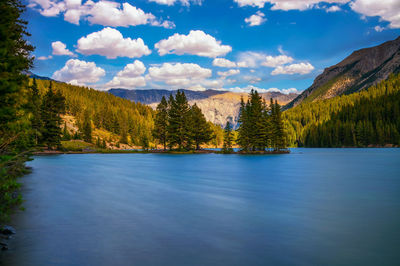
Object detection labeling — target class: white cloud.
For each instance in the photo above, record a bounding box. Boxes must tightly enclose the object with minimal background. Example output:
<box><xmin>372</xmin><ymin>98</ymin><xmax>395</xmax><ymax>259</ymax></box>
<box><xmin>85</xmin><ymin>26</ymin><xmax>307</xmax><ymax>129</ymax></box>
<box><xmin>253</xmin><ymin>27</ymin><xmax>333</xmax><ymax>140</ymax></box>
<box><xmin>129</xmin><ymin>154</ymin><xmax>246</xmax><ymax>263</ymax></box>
<box><xmin>37</xmin><ymin>55</ymin><xmax>53</xmax><ymax>60</ymax></box>
<box><xmin>217</xmin><ymin>69</ymin><xmax>240</xmax><ymax>78</ymax></box>
<box><xmin>374</xmin><ymin>25</ymin><xmax>385</xmax><ymax>32</ymax></box>
<box><xmin>243</xmin><ymin>75</ymin><xmax>261</xmax><ymax>83</ymax></box>
<box><xmin>76</xmin><ymin>27</ymin><xmax>151</xmax><ymax>59</ymax></box>
<box><xmin>326</xmin><ymin>5</ymin><xmax>341</xmax><ymax>12</ymax></box>
<box><xmin>233</xmin><ymin>0</ymin><xmax>400</xmax><ymax>28</ymax></box>
<box><xmin>271</xmin><ymin>62</ymin><xmax>314</xmax><ymax>75</ymax></box>
<box><xmin>148</xmin><ymin>0</ymin><xmax>202</xmax><ymax>6</ymax></box>
<box><xmin>29</xmin><ymin>0</ymin><xmax>174</xmax><ymax>28</ymax></box>
<box><xmin>237</xmin><ymin>51</ymin><xmax>265</xmax><ymax>68</ymax></box>
<box><xmin>105</xmin><ymin>60</ymin><xmax>146</xmax><ymax>88</ymax></box>
<box><xmin>351</xmin><ymin>0</ymin><xmax>400</xmax><ymax>29</ymax></box>
<box><xmin>281</xmin><ymin>88</ymin><xmax>299</xmax><ymax>94</ymax></box>
<box><xmin>212</xmin><ymin>58</ymin><xmax>238</xmax><ymax>68</ymax></box>
<box><xmin>234</xmin><ymin>0</ymin><xmax>349</xmax><ymax>11</ymax></box>
<box><xmin>225</xmin><ymin>85</ymin><xmax>299</xmax><ymax>94</ymax></box>
<box><xmin>52</xmin><ymin>59</ymin><xmax>105</xmax><ymax>84</ymax></box>
<box><xmin>234</xmin><ymin>0</ymin><xmax>269</xmax><ymax>8</ymax></box>
<box><xmin>148</xmin><ymin>63</ymin><xmax>212</xmax><ymax>87</ymax></box>
<box><xmin>155</xmin><ymin>30</ymin><xmax>232</xmax><ymax>58</ymax></box>
<box><xmin>245</xmin><ymin>11</ymin><xmax>266</xmax><ymax>26</ymax></box>
<box><xmin>261</xmin><ymin>54</ymin><xmax>294</xmax><ymax>67</ymax></box>
<box><xmin>85</xmin><ymin>1</ymin><xmax>174</xmax><ymax>28</ymax></box>
<box><xmin>52</xmin><ymin>41</ymin><xmax>75</xmax><ymax>56</ymax></box>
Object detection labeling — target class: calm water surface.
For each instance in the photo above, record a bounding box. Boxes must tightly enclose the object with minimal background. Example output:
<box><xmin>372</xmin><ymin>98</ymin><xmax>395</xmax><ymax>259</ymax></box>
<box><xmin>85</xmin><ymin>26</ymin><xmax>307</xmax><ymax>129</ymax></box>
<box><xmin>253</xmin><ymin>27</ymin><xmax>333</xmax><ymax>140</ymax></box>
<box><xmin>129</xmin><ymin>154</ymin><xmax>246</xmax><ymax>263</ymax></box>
<box><xmin>1</xmin><ymin>149</ymin><xmax>400</xmax><ymax>266</ymax></box>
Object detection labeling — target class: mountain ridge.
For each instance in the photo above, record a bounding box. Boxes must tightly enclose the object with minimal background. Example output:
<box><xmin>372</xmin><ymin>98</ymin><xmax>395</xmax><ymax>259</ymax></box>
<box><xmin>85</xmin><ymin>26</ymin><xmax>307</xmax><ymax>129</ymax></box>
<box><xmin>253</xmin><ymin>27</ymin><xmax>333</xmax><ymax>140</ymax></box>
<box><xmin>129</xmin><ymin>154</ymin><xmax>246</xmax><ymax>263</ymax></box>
<box><xmin>286</xmin><ymin>36</ymin><xmax>400</xmax><ymax>108</ymax></box>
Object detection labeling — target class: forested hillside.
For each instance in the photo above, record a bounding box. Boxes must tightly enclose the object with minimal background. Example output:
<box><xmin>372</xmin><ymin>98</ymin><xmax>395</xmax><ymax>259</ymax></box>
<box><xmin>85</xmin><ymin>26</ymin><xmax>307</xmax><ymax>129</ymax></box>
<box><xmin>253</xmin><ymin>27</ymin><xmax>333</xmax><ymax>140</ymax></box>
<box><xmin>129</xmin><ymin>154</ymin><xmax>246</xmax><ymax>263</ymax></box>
<box><xmin>284</xmin><ymin>74</ymin><xmax>400</xmax><ymax>147</ymax></box>
<box><xmin>34</xmin><ymin>79</ymin><xmax>155</xmax><ymax>146</ymax></box>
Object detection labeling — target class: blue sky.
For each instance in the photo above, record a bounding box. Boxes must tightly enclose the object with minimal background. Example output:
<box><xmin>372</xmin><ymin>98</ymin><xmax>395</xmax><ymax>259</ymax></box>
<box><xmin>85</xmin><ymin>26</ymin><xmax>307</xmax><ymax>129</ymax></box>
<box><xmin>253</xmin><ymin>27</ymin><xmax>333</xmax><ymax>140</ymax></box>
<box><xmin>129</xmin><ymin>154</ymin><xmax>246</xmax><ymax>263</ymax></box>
<box><xmin>25</xmin><ymin>0</ymin><xmax>400</xmax><ymax>93</ymax></box>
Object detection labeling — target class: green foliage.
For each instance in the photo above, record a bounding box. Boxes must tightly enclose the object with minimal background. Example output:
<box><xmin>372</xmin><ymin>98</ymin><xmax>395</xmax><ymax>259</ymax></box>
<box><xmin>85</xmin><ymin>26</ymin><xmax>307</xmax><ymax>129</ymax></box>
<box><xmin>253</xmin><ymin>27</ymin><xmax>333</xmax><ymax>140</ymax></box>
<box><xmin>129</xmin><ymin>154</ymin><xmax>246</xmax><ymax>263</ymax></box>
<box><xmin>82</xmin><ymin>111</ymin><xmax>92</xmax><ymax>143</ymax></box>
<box><xmin>33</xmin><ymin>79</ymin><xmax>154</xmax><ymax>146</ymax></box>
<box><xmin>153</xmin><ymin>90</ymin><xmax>214</xmax><ymax>151</ymax></box>
<box><xmin>284</xmin><ymin>73</ymin><xmax>400</xmax><ymax>147</ymax></box>
<box><xmin>188</xmin><ymin>104</ymin><xmax>214</xmax><ymax>150</ymax></box>
<box><xmin>40</xmin><ymin>83</ymin><xmax>65</xmax><ymax>149</ymax></box>
<box><xmin>153</xmin><ymin>96</ymin><xmax>168</xmax><ymax>150</ymax></box>
<box><xmin>0</xmin><ymin>0</ymin><xmax>34</xmax><ymax>222</ymax></box>
<box><xmin>237</xmin><ymin>90</ymin><xmax>287</xmax><ymax>151</ymax></box>
<box><xmin>222</xmin><ymin>121</ymin><xmax>234</xmax><ymax>153</ymax></box>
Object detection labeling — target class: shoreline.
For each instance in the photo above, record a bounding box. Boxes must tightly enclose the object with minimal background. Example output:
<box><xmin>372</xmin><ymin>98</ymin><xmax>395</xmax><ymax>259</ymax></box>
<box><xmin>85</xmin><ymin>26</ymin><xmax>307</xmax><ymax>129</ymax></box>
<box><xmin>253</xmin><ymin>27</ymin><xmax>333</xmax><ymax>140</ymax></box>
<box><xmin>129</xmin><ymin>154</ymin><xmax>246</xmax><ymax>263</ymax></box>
<box><xmin>33</xmin><ymin>149</ymin><xmax>291</xmax><ymax>155</ymax></box>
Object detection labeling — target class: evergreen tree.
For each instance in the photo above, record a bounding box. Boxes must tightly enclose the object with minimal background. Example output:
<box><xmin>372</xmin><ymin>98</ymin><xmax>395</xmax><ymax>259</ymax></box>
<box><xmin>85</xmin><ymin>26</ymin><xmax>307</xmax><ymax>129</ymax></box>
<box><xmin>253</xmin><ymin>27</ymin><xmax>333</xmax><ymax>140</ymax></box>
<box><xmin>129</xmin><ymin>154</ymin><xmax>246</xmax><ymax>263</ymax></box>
<box><xmin>82</xmin><ymin>111</ymin><xmax>92</xmax><ymax>143</ymax></box>
<box><xmin>153</xmin><ymin>96</ymin><xmax>169</xmax><ymax>150</ymax></box>
<box><xmin>0</xmin><ymin>0</ymin><xmax>34</xmax><ymax>222</ymax></box>
<box><xmin>237</xmin><ymin>91</ymin><xmax>287</xmax><ymax>152</ymax></box>
<box><xmin>62</xmin><ymin>121</ymin><xmax>71</xmax><ymax>140</ymax></box>
<box><xmin>167</xmin><ymin>90</ymin><xmax>191</xmax><ymax>150</ymax></box>
<box><xmin>40</xmin><ymin>84</ymin><xmax>65</xmax><ymax>149</ymax></box>
<box><xmin>189</xmin><ymin>104</ymin><xmax>213</xmax><ymax>150</ymax></box>
<box><xmin>237</xmin><ymin>97</ymin><xmax>251</xmax><ymax>151</ymax></box>
<box><xmin>29</xmin><ymin>78</ymin><xmax>42</xmax><ymax>145</ymax></box>
<box><xmin>272</xmin><ymin>100</ymin><xmax>286</xmax><ymax>151</ymax></box>
<box><xmin>222</xmin><ymin>121</ymin><xmax>234</xmax><ymax>153</ymax></box>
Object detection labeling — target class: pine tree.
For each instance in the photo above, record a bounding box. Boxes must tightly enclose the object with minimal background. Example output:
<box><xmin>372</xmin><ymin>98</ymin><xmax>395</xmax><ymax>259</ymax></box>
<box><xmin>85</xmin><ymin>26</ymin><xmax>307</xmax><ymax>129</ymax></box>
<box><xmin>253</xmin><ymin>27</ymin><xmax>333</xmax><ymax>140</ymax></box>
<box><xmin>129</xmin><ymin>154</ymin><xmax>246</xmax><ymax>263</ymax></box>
<box><xmin>29</xmin><ymin>78</ymin><xmax>42</xmax><ymax>145</ymax></box>
<box><xmin>167</xmin><ymin>90</ymin><xmax>190</xmax><ymax>150</ymax></box>
<box><xmin>153</xmin><ymin>96</ymin><xmax>169</xmax><ymax>150</ymax></box>
<box><xmin>237</xmin><ymin>97</ymin><xmax>251</xmax><ymax>151</ymax></box>
<box><xmin>62</xmin><ymin>121</ymin><xmax>71</xmax><ymax>140</ymax></box>
<box><xmin>273</xmin><ymin>100</ymin><xmax>286</xmax><ymax>150</ymax></box>
<box><xmin>0</xmin><ymin>0</ymin><xmax>34</xmax><ymax>141</ymax></box>
<box><xmin>223</xmin><ymin>121</ymin><xmax>234</xmax><ymax>153</ymax></box>
<box><xmin>189</xmin><ymin>104</ymin><xmax>213</xmax><ymax>150</ymax></box>
<box><xmin>40</xmin><ymin>84</ymin><xmax>65</xmax><ymax>149</ymax></box>
<box><xmin>82</xmin><ymin>111</ymin><xmax>92</xmax><ymax>143</ymax></box>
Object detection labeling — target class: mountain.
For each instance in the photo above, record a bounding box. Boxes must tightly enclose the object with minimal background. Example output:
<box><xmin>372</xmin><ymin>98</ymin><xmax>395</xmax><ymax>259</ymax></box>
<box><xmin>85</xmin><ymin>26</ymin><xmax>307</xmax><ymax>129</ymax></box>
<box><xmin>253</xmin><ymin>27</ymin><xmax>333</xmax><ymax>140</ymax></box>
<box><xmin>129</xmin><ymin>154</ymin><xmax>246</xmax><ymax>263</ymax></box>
<box><xmin>108</xmin><ymin>89</ymin><xmax>226</xmax><ymax>104</ymax></box>
<box><xmin>110</xmin><ymin>88</ymin><xmax>298</xmax><ymax>127</ymax></box>
<box><xmin>26</xmin><ymin>71</ymin><xmax>55</xmax><ymax>81</ymax></box>
<box><xmin>286</xmin><ymin>36</ymin><xmax>400</xmax><ymax>108</ymax></box>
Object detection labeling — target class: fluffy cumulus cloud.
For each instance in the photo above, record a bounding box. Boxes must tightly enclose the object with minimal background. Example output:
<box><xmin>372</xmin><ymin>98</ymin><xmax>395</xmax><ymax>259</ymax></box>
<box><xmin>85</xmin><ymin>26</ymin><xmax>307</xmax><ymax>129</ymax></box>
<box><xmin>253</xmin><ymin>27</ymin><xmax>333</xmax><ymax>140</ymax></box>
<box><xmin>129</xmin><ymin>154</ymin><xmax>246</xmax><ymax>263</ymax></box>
<box><xmin>148</xmin><ymin>0</ymin><xmax>202</xmax><ymax>6</ymax></box>
<box><xmin>271</xmin><ymin>62</ymin><xmax>314</xmax><ymax>75</ymax></box>
<box><xmin>350</xmin><ymin>0</ymin><xmax>400</xmax><ymax>29</ymax></box>
<box><xmin>245</xmin><ymin>11</ymin><xmax>266</xmax><ymax>26</ymax></box>
<box><xmin>52</xmin><ymin>41</ymin><xmax>75</xmax><ymax>56</ymax></box>
<box><xmin>217</xmin><ymin>69</ymin><xmax>240</xmax><ymax>78</ymax></box>
<box><xmin>261</xmin><ymin>54</ymin><xmax>294</xmax><ymax>67</ymax></box>
<box><xmin>52</xmin><ymin>59</ymin><xmax>105</xmax><ymax>85</ymax></box>
<box><xmin>155</xmin><ymin>30</ymin><xmax>232</xmax><ymax>58</ymax></box>
<box><xmin>76</xmin><ymin>27</ymin><xmax>151</xmax><ymax>59</ymax></box>
<box><xmin>213</xmin><ymin>58</ymin><xmax>238</xmax><ymax>68</ymax></box>
<box><xmin>105</xmin><ymin>60</ymin><xmax>146</xmax><ymax>88</ymax></box>
<box><xmin>28</xmin><ymin>0</ymin><xmax>174</xmax><ymax>28</ymax></box>
<box><xmin>148</xmin><ymin>63</ymin><xmax>212</xmax><ymax>87</ymax></box>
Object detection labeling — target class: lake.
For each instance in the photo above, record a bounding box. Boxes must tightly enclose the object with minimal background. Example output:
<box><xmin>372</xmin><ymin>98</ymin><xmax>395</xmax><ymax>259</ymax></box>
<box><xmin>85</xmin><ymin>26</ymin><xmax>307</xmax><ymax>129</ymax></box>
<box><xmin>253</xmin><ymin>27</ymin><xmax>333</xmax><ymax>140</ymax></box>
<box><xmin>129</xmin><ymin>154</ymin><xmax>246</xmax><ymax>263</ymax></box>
<box><xmin>1</xmin><ymin>149</ymin><xmax>400</xmax><ymax>266</ymax></box>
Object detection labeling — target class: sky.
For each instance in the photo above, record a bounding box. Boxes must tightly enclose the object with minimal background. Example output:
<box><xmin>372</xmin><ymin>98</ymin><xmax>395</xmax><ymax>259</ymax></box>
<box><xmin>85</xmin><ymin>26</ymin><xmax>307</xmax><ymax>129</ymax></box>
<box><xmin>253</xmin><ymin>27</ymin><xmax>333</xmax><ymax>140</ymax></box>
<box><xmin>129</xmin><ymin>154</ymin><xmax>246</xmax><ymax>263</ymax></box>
<box><xmin>25</xmin><ymin>0</ymin><xmax>400</xmax><ymax>94</ymax></box>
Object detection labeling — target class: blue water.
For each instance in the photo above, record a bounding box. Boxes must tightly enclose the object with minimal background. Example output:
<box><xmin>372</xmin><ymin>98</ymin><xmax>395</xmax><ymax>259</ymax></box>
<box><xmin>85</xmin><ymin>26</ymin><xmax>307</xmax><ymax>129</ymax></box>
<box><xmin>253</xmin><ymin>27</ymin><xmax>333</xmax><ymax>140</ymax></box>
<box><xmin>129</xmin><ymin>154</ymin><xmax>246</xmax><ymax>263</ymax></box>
<box><xmin>2</xmin><ymin>149</ymin><xmax>400</xmax><ymax>266</ymax></box>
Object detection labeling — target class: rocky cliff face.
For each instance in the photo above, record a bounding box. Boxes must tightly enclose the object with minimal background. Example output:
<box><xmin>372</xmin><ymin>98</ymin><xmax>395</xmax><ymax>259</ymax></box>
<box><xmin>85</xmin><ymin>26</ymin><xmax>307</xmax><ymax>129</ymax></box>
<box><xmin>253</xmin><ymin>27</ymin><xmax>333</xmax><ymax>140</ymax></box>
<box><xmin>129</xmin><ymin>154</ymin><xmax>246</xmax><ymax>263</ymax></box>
<box><xmin>286</xmin><ymin>36</ymin><xmax>400</xmax><ymax>108</ymax></box>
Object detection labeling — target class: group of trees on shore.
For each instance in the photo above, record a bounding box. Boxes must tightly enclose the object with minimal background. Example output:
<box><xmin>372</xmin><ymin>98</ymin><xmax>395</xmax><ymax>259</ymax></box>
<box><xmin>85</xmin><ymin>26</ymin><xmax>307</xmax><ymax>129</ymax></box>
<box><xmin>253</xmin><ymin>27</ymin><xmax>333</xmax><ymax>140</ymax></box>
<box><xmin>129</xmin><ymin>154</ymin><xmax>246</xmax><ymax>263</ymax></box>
<box><xmin>236</xmin><ymin>90</ymin><xmax>287</xmax><ymax>151</ymax></box>
<box><xmin>284</xmin><ymin>73</ymin><xmax>400</xmax><ymax>147</ymax></box>
<box><xmin>34</xmin><ymin>79</ymin><xmax>155</xmax><ymax>148</ymax></box>
<box><xmin>153</xmin><ymin>90</ymin><xmax>214</xmax><ymax>150</ymax></box>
